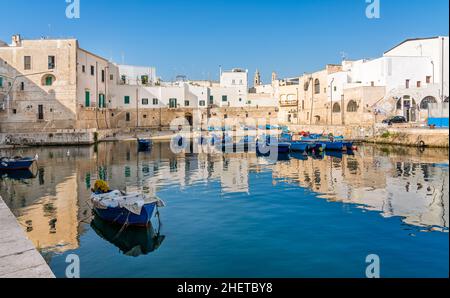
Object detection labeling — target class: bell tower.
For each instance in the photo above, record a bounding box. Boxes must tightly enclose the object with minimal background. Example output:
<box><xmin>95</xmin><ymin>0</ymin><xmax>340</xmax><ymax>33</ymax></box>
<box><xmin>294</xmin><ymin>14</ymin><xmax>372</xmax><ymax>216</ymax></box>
<box><xmin>254</xmin><ymin>69</ymin><xmax>261</xmax><ymax>87</ymax></box>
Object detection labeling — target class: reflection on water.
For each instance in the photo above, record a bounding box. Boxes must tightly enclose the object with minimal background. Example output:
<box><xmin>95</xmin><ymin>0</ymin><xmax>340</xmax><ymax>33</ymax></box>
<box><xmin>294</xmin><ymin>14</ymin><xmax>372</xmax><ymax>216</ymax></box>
<box><xmin>0</xmin><ymin>142</ymin><xmax>448</xmax><ymax>277</ymax></box>
<box><xmin>91</xmin><ymin>216</ymin><xmax>165</xmax><ymax>257</ymax></box>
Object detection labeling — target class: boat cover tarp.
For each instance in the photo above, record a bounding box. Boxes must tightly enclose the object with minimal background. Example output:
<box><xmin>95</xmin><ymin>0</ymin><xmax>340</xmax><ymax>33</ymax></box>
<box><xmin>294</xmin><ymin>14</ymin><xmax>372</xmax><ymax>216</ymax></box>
<box><xmin>91</xmin><ymin>190</ymin><xmax>165</xmax><ymax>215</ymax></box>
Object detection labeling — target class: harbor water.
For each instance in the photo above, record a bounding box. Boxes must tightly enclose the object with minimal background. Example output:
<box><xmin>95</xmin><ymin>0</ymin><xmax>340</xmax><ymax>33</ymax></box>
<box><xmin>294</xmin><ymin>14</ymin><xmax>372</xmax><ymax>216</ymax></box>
<box><xmin>0</xmin><ymin>142</ymin><xmax>448</xmax><ymax>278</ymax></box>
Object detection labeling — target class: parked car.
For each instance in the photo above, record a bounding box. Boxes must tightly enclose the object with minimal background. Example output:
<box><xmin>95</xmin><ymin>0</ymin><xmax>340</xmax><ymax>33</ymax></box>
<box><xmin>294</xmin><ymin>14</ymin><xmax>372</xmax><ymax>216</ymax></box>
<box><xmin>382</xmin><ymin>116</ymin><xmax>407</xmax><ymax>125</ymax></box>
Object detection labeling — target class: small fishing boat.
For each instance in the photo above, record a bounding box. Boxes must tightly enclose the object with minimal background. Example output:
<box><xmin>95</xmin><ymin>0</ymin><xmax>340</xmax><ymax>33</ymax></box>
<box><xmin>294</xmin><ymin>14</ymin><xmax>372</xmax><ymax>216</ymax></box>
<box><xmin>257</xmin><ymin>136</ymin><xmax>291</xmax><ymax>154</ymax></box>
<box><xmin>91</xmin><ymin>181</ymin><xmax>166</xmax><ymax>227</ymax></box>
<box><xmin>137</xmin><ymin>138</ymin><xmax>152</xmax><ymax>151</ymax></box>
<box><xmin>290</xmin><ymin>141</ymin><xmax>311</xmax><ymax>152</ymax></box>
<box><xmin>0</xmin><ymin>156</ymin><xmax>35</xmax><ymax>171</ymax></box>
<box><xmin>320</xmin><ymin>141</ymin><xmax>344</xmax><ymax>151</ymax></box>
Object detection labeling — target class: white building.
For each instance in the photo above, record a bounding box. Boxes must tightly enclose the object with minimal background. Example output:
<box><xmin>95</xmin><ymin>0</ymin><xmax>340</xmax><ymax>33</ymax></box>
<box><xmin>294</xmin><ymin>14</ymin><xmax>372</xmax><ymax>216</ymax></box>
<box><xmin>324</xmin><ymin>36</ymin><xmax>449</xmax><ymax>123</ymax></box>
<box><xmin>117</xmin><ymin>64</ymin><xmax>157</xmax><ymax>85</ymax></box>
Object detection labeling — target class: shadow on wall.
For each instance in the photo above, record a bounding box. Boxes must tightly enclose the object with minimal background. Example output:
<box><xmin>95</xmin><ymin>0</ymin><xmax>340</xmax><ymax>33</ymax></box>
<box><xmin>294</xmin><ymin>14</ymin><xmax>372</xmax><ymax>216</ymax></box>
<box><xmin>0</xmin><ymin>57</ymin><xmax>78</xmax><ymax>133</ymax></box>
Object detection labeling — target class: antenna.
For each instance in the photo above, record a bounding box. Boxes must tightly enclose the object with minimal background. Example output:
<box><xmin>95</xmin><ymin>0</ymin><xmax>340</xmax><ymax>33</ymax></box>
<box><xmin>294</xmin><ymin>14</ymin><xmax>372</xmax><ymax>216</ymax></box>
<box><xmin>340</xmin><ymin>51</ymin><xmax>347</xmax><ymax>61</ymax></box>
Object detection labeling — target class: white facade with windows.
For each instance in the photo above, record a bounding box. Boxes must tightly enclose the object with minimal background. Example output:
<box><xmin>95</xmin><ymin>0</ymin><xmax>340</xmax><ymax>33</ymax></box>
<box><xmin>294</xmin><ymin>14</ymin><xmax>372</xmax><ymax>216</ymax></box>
<box><xmin>117</xmin><ymin>64</ymin><xmax>157</xmax><ymax>85</ymax></box>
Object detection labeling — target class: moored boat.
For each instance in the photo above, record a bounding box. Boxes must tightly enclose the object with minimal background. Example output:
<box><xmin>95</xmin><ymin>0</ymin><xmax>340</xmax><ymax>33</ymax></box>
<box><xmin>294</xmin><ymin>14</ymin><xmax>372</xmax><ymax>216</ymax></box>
<box><xmin>0</xmin><ymin>156</ymin><xmax>36</xmax><ymax>171</ymax></box>
<box><xmin>137</xmin><ymin>138</ymin><xmax>152</xmax><ymax>151</ymax></box>
<box><xmin>91</xmin><ymin>181</ymin><xmax>166</xmax><ymax>227</ymax></box>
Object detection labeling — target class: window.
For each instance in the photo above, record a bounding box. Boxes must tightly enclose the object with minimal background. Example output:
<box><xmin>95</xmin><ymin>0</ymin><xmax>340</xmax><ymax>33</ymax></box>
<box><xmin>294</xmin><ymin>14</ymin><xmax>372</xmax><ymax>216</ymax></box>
<box><xmin>48</xmin><ymin>56</ymin><xmax>55</xmax><ymax>69</ymax></box>
<box><xmin>38</xmin><ymin>105</ymin><xmax>44</xmax><ymax>120</ymax></box>
<box><xmin>396</xmin><ymin>99</ymin><xmax>402</xmax><ymax>110</ymax></box>
<box><xmin>0</xmin><ymin>77</ymin><xmax>3</xmax><ymax>87</ymax></box>
<box><xmin>82</xmin><ymin>65</ymin><xmax>86</xmax><ymax>73</ymax></box>
<box><xmin>405</xmin><ymin>79</ymin><xmax>410</xmax><ymax>89</ymax></box>
<box><xmin>332</xmin><ymin>103</ymin><xmax>341</xmax><ymax>113</ymax></box>
<box><xmin>42</xmin><ymin>74</ymin><xmax>55</xmax><ymax>86</ymax></box>
<box><xmin>110</xmin><ymin>74</ymin><xmax>114</xmax><ymax>80</ymax></box>
<box><xmin>99</xmin><ymin>94</ymin><xmax>106</xmax><ymax>108</ymax></box>
<box><xmin>209</xmin><ymin>96</ymin><xmax>214</xmax><ymax>104</ymax></box>
<box><xmin>91</xmin><ymin>65</ymin><xmax>95</xmax><ymax>76</ymax></box>
<box><xmin>240</xmin><ymin>80</ymin><xmax>243</xmax><ymax>84</ymax></box>
<box><xmin>101</xmin><ymin>70</ymin><xmax>105</xmax><ymax>83</ymax></box>
<box><xmin>24</xmin><ymin>56</ymin><xmax>31</xmax><ymax>70</ymax></box>
<box><xmin>121</xmin><ymin>75</ymin><xmax>126</xmax><ymax>84</ymax></box>
<box><xmin>417</xmin><ymin>81</ymin><xmax>421</xmax><ymax>88</ymax></box>
<box><xmin>169</xmin><ymin>98</ymin><xmax>177</xmax><ymax>108</ymax></box>
<box><xmin>142</xmin><ymin>98</ymin><xmax>149</xmax><ymax>105</ymax></box>
<box><xmin>126</xmin><ymin>113</ymin><xmax>131</xmax><ymax>122</ymax></box>
<box><xmin>334</xmin><ymin>86</ymin><xmax>337</xmax><ymax>91</ymax></box>
<box><xmin>314</xmin><ymin>79</ymin><xmax>320</xmax><ymax>94</ymax></box>
<box><xmin>420</xmin><ymin>96</ymin><xmax>437</xmax><ymax>110</ymax></box>
<box><xmin>85</xmin><ymin>91</ymin><xmax>90</xmax><ymax>107</ymax></box>
<box><xmin>185</xmin><ymin>100</ymin><xmax>190</xmax><ymax>106</ymax></box>
<box><xmin>222</xmin><ymin>95</ymin><xmax>228</xmax><ymax>102</ymax></box>
<box><xmin>20</xmin><ymin>82</ymin><xmax>25</xmax><ymax>91</ymax></box>
<box><xmin>426</xmin><ymin>76</ymin><xmax>431</xmax><ymax>84</ymax></box>
<box><xmin>153</xmin><ymin>98</ymin><xmax>158</xmax><ymax>105</ymax></box>
<box><xmin>124</xmin><ymin>96</ymin><xmax>130</xmax><ymax>104</ymax></box>
<box><xmin>232</xmin><ymin>79</ymin><xmax>236</xmax><ymax>85</ymax></box>
<box><xmin>199</xmin><ymin>100</ymin><xmax>206</xmax><ymax>106</ymax></box>
<box><xmin>12</xmin><ymin>109</ymin><xmax>16</xmax><ymax>114</ymax></box>
<box><xmin>371</xmin><ymin>81</ymin><xmax>374</xmax><ymax>87</ymax></box>
<box><xmin>239</xmin><ymin>98</ymin><xmax>242</xmax><ymax>102</ymax></box>
<box><xmin>347</xmin><ymin>100</ymin><xmax>358</xmax><ymax>112</ymax></box>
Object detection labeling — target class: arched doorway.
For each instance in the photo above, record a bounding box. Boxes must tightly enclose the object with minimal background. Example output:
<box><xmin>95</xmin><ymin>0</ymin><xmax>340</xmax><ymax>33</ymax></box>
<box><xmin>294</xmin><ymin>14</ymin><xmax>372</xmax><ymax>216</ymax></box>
<box><xmin>396</xmin><ymin>95</ymin><xmax>417</xmax><ymax>122</ymax></box>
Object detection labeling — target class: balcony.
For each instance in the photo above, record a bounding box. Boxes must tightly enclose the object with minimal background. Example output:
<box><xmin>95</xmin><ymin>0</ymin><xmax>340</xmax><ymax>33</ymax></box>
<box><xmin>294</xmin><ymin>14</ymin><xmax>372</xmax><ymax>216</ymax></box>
<box><xmin>279</xmin><ymin>100</ymin><xmax>298</xmax><ymax>107</ymax></box>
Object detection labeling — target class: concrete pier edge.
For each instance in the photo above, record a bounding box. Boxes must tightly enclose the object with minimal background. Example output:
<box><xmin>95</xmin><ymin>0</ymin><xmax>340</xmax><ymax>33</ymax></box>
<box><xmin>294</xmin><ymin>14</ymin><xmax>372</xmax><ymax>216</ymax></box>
<box><xmin>0</xmin><ymin>196</ymin><xmax>55</xmax><ymax>278</ymax></box>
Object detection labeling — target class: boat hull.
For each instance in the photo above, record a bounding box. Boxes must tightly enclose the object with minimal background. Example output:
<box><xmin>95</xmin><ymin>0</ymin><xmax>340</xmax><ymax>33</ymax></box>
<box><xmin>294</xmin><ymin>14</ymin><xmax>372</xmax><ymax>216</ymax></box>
<box><xmin>290</xmin><ymin>142</ymin><xmax>310</xmax><ymax>152</ymax></box>
<box><xmin>94</xmin><ymin>203</ymin><xmax>156</xmax><ymax>227</ymax></box>
<box><xmin>0</xmin><ymin>158</ymin><xmax>35</xmax><ymax>171</ymax></box>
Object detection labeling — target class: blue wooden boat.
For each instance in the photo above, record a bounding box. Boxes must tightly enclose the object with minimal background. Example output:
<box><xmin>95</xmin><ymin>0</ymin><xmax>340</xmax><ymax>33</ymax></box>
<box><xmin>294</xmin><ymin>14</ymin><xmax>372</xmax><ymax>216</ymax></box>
<box><xmin>0</xmin><ymin>157</ymin><xmax>35</xmax><ymax>171</ymax></box>
<box><xmin>275</xmin><ymin>143</ymin><xmax>291</xmax><ymax>154</ymax></box>
<box><xmin>343</xmin><ymin>141</ymin><xmax>354</xmax><ymax>150</ymax></box>
<box><xmin>257</xmin><ymin>136</ymin><xmax>291</xmax><ymax>154</ymax></box>
<box><xmin>137</xmin><ymin>139</ymin><xmax>152</xmax><ymax>150</ymax></box>
<box><xmin>91</xmin><ymin>191</ymin><xmax>165</xmax><ymax>227</ymax></box>
<box><xmin>94</xmin><ymin>203</ymin><xmax>156</xmax><ymax>227</ymax></box>
<box><xmin>320</xmin><ymin>141</ymin><xmax>344</xmax><ymax>151</ymax></box>
<box><xmin>290</xmin><ymin>142</ymin><xmax>311</xmax><ymax>152</ymax></box>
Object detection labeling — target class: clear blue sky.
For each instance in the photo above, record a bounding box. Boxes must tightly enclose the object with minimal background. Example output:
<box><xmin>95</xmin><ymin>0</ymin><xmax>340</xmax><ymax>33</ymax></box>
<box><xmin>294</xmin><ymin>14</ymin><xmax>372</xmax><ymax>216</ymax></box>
<box><xmin>0</xmin><ymin>0</ymin><xmax>448</xmax><ymax>82</ymax></box>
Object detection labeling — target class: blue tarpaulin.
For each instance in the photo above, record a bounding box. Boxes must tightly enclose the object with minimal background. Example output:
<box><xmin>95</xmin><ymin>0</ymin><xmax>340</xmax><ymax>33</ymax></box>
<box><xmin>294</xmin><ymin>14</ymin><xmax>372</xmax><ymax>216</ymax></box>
<box><xmin>428</xmin><ymin>118</ymin><xmax>449</xmax><ymax>128</ymax></box>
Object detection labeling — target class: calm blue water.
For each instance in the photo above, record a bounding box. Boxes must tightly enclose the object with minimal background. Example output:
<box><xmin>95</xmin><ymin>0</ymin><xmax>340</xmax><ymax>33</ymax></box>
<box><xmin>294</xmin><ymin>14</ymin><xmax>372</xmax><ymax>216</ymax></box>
<box><xmin>1</xmin><ymin>142</ymin><xmax>448</xmax><ymax>278</ymax></box>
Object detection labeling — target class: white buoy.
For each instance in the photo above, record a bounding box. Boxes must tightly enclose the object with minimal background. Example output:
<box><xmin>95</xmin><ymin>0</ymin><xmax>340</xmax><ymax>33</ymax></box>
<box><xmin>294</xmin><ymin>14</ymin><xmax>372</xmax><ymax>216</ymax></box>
<box><xmin>67</xmin><ymin>150</ymin><xmax>70</xmax><ymax>157</ymax></box>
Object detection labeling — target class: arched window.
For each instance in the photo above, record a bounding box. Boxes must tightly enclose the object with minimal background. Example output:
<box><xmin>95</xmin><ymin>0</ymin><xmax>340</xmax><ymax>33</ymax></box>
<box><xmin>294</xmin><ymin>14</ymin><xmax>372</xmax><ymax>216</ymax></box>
<box><xmin>314</xmin><ymin>79</ymin><xmax>320</xmax><ymax>94</ymax></box>
<box><xmin>303</xmin><ymin>81</ymin><xmax>309</xmax><ymax>91</ymax></box>
<box><xmin>42</xmin><ymin>74</ymin><xmax>56</xmax><ymax>86</ymax></box>
<box><xmin>332</xmin><ymin>102</ymin><xmax>341</xmax><ymax>113</ymax></box>
<box><xmin>420</xmin><ymin>96</ymin><xmax>437</xmax><ymax>110</ymax></box>
<box><xmin>347</xmin><ymin>100</ymin><xmax>358</xmax><ymax>112</ymax></box>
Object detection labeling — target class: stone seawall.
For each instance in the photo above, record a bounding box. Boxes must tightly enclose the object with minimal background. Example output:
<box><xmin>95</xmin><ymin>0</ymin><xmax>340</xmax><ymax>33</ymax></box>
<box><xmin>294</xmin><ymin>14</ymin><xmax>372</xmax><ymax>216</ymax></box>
<box><xmin>0</xmin><ymin>197</ymin><xmax>55</xmax><ymax>278</ymax></box>
<box><xmin>288</xmin><ymin>124</ymin><xmax>449</xmax><ymax>148</ymax></box>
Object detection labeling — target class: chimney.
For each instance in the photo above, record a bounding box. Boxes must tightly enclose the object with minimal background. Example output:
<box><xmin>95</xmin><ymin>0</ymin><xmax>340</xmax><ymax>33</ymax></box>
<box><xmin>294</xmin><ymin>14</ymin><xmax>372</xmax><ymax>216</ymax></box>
<box><xmin>12</xmin><ymin>34</ymin><xmax>22</xmax><ymax>47</ymax></box>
